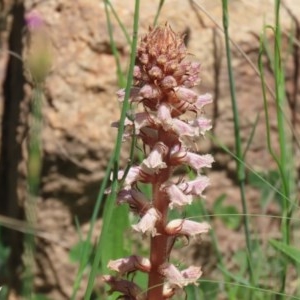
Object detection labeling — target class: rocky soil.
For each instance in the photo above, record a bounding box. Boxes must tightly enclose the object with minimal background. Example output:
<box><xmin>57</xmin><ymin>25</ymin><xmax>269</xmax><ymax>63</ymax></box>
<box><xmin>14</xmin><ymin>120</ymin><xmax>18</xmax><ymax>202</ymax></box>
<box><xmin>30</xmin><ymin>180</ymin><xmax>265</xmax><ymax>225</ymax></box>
<box><xmin>0</xmin><ymin>0</ymin><xmax>299</xmax><ymax>299</ymax></box>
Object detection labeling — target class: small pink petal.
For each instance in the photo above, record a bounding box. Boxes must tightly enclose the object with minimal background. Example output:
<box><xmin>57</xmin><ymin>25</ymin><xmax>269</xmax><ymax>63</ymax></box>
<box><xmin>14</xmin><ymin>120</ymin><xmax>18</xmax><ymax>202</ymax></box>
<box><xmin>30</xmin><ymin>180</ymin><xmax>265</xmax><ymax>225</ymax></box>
<box><xmin>162</xmin><ymin>283</ymin><xmax>176</xmax><ymax>298</ymax></box>
<box><xmin>133</xmin><ymin>65</ymin><xmax>142</xmax><ymax>79</ymax></box>
<box><xmin>120</xmin><ymin>165</ymin><xmax>155</xmax><ymax>187</ymax></box>
<box><xmin>165</xmin><ymin>219</ymin><xmax>210</xmax><ymax>236</ymax></box>
<box><xmin>107</xmin><ymin>255</ymin><xmax>151</xmax><ymax>275</ymax></box>
<box><xmin>116</xmin><ymin>112</ymin><xmax>157</xmax><ymax>135</ymax></box>
<box><xmin>132</xmin><ymin>208</ymin><xmax>160</xmax><ymax>236</ymax></box>
<box><xmin>195</xmin><ymin>93</ymin><xmax>213</xmax><ymax>109</ymax></box>
<box><xmin>164</xmin><ymin>184</ymin><xmax>193</xmax><ymax>209</ymax></box>
<box><xmin>172</xmin><ymin>119</ymin><xmax>197</xmax><ymax>137</ymax></box>
<box><xmin>161</xmin><ymin>75</ymin><xmax>177</xmax><ymax>89</ymax></box>
<box><xmin>139</xmin><ymin>53</ymin><xmax>149</xmax><ymax>64</ymax></box>
<box><xmin>183</xmin><ymin>65</ymin><xmax>201</xmax><ymax>87</ymax></box>
<box><xmin>139</xmin><ymin>84</ymin><xmax>160</xmax><ymax>99</ymax></box>
<box><xmin>120</xmin><ymin>166</ymin><xmax>141</xmax><ymax>187</ymax></box>
<box><xmin>181</xmin><ymin>266</ymin><xmax>202</xmax><ymax>286</ymax></box>
<box><xmin>117</xmin><ymin>87</ymin><xmax>141</xmax><ymax>103</ymax></box>
<box><xmin>25</xmin><ymin>11</ymin><xmax>44</xmax><ymax>30</ymax></box>
<box><xmin>116</xmin><ymin>88</ymin><xmax>125</xmax><ymax>102</ymax></box>
<box><xmin>159</xmin><ymin>263</ymin><xmax>185</xmax><ymax>288</ymax></box>
<box><xmin>183</xmin><ymin>152</ymin><xmax>214</xmax><ymax>170</ymax></box>
<box><xmin>148</xmin><ymin>66</ymin><xmax>163</xmax><ymax>79</ymax></box>
<box><xmin>179</xmin><ymin>176</ymin><xmax>210</xmax><ymax>196</ymax></box>
<box><xmin>103</xmin><ymin>275</ymin><xmax>144</xmax><ymax>298</ymax></box>
<box><xmin>170</xmin><ymin>146</ymin><xmax>214</xmax><ymax>170</ymax></box>
<box><xmin>190</xmin><ymin>117</ymin><xmax>212</xmax><ymax>135</ymax></box>
<box><xmin>157</xmin><ymin>103</ymin><xmax>173</xmax><ymax>130</ymax></box>
<box><xmin>142</xmin><ymin>142</ymin><xmax>168</xmax><ymax>172</ymax></box>
<box><xmin>174</xmin><ymin>87</ymin><xmax>198</xmax><ymax>103</ymax></box>
<box><xmin>117</xmin><ymin>189</ymin><xmax>150</xmax><ymax>216</ymax></box>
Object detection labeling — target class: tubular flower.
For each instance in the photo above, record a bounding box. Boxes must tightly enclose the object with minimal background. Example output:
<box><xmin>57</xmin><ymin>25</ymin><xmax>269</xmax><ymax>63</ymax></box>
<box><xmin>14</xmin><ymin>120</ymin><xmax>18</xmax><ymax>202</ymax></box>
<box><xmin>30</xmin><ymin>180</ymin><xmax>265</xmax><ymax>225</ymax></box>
<box><xmin>108</xmin><ymin>255</ymin><xmax>151</xmax><ymax>275</ymax></box>
<box><xmin>132</xmin><ymin>208</ymin><xmax>160</xmax><ymax>236</ymax></box>
<box><xmin>105</xmin><ymin>23</ymin><xmax>213</xmax><ymax>300</ymax></box>
<box><xmin>103</xmin><ymin>276</ymin><xmax>145</xmax><ymax>300</ymax></box>
<box><xmin>163</xmin><ymin>183</ymin><xmax>193</xmax><ymax>209</ymax></box>
<box><xmin>165</xmin><ymin>219</ymin><xmax>211</xmax><ymax>236</ymax></box>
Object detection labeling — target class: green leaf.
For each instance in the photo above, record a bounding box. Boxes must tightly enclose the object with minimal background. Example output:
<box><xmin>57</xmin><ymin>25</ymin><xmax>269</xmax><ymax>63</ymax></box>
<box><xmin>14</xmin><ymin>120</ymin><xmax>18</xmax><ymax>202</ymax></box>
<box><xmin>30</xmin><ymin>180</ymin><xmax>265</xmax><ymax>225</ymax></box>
<box><xmin>269</xmin><ymin>239</ymin><xmax>300</xmax><ymax>265</ymax></box>
<box><xmin>213</xmin><ymin>194</ymin><xmax>241</xmax><ymax>230</ymax></box>
<box><xmin>248</xmin><ymin>170</ymin><xmax>281</xmax><ymax>209</ymax></box>
<box><xmin>197</xmin><ymin>281</ymin><xmax>219</xmax><ymax>299</ymax></box>
<box><xmin>69</xmin><ymin>240</ymin><xmax>93</xmax><ymax>263</ymax></box>
<box><xmin>101</xmin><ymin>203</ymin><xmax>131</xmax><ymax>272</ymax></box>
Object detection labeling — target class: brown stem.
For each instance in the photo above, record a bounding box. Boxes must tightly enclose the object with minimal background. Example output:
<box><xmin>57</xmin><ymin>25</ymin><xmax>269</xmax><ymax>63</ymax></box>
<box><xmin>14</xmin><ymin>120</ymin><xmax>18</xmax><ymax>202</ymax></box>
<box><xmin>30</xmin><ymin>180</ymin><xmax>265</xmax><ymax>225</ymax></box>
<box><xmin>147</xmin><ymin>168</ymin><xmax>170</xmax><ymax>300</ymax></box>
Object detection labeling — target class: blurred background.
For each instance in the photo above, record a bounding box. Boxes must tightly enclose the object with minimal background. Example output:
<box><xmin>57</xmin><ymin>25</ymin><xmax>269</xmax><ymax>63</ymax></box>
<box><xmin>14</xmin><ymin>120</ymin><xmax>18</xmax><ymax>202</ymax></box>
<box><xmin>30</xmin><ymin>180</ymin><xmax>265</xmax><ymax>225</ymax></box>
<box><xmin>0</xmin><ymin>0</ymin><xmax>299</xmax><ymax>299</ymax></box>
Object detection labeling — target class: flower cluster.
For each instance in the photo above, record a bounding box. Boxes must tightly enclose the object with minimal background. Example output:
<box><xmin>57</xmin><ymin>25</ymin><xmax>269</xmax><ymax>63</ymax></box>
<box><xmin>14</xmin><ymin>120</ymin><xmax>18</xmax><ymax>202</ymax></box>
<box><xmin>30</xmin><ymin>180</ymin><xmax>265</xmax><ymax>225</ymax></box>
<box><xmin>104</xmin><ymin>24</ymin><xmax>213</xmax><ymax>300</ymax></box>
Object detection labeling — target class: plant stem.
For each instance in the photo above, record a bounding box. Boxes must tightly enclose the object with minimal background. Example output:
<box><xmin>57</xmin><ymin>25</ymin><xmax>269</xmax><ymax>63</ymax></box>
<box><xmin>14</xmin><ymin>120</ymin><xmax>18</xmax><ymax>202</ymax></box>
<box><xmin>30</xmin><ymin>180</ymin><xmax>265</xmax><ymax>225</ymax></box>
<box><xmin>147</xmin><ymin>131</ymin><xmax>171</xmax><ymax>299</ymax></box>
<box><xmin>147</xmin><ymin>182</ymin><xmax>169</xmax><ymax>299</ymax></box>
<box><xmin>221</xmin><ymin>0</ymin><xmax>254</xmax><ymax>290</ymax></box>
<box><xmin>23</xmin><ymin>84</ymin><xmax>43</xmax><ymax>298</ymax></box>
<box><xmin>274</xmin><ymin>0</ymin><xmax>290</xmax><ymax>296</ymax></box>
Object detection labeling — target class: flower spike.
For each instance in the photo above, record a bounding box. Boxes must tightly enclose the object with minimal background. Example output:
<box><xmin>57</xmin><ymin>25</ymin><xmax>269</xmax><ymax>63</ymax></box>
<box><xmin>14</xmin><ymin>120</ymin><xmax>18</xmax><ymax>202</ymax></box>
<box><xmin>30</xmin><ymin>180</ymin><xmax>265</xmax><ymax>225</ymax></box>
<box><xmin>105</xmin><ymin>23</ymin><xmax>213</xmax><ymax>299</ymax></box>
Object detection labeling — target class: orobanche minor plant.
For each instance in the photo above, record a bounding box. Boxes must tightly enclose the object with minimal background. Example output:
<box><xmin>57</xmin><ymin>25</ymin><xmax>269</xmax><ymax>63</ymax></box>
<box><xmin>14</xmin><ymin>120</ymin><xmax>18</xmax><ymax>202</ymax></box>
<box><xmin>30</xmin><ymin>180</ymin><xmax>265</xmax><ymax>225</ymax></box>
<box><xmin>104</xmin><ymin>23</ymin><xmax>214</xmax><ymax>300</ymax></box>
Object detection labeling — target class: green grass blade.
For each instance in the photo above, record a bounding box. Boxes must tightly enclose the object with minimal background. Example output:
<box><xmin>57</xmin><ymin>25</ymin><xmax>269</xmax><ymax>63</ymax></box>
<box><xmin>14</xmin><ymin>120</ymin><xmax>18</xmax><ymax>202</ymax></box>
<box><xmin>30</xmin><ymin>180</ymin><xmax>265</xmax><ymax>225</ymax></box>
<box><xmin>71</xmin><ymin>153</ymin><xmax>114</xmax><ymax>299</ymax></box>
<box><xmin>101</xmin><ymin>203</ymin><xmax>130</xmax><ymax>271</ymax></box>
<box><xmin>270</xmin><ymin>239</ymin><xmax>300</xmax><ymax>265</ymax></box>
<box><xmin>104</xmin><ymin>0</ymin><xmax>126</xmax><ymax>87</ymax></box>
<box><xmin>107</xmin><ymin>0</ymin><xmax>131</xmax><ymax>46</ymax></box>
<box><xmin>83</xmin><ymin>0</ymin><xmax>140</xmax><ymax>298</ymax></box>
<box><xmin>242</xmin><ymin>113</ymin><xmax>259</xmax><ymax>159</ymax></box>
<box><xmin>153</xmin><ymin>0</ymin><xmax>165</xmax><ymax>26</ymax></box>
<box><xmin>221</xmin><ymin>0</ymin><xmax>254</xmax><ymax>289</ymax></box>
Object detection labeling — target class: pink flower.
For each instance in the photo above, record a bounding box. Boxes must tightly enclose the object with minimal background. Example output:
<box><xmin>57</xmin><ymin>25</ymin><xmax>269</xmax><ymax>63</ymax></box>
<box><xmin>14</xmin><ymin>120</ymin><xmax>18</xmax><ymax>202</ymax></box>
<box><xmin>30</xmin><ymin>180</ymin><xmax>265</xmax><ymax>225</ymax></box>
<box><xmin>107</xmin><ymin>255</ymin><xmax>151</xmax><ymax>275</ymax></box>
<box><xmin>195</xmin><ymin>93</ymin><xmax>213</xmax><ymax>109</ymax></box>
<box><xmin>159</xmin><ymin>263</ymin><xmax>202</xmax><ymax>288</ymax></box>
<box><xmin>103</xmin><ymin>276</ymin><xmax>144</xmax><ymax>299</ymax></box>
<box><xmin>190</xmin><ymin>117</ymin><xmax>212</xmax><ymax>135</ymax></box>
<box><xmin>178</xmin><ymin>176</ymin><xmax>210</xmax><ymax>196</ymax></box>
<box><xmin>127</xmin><ymin>112</ymin><xmax>156</xmax><ymax>134</ymax></box>
<box><xmin>139</xmin><ymin>84</ymin><xmax>160</xmax><ymax>99</ymax></box>
<box><xmin>174</xmin><ymin>87</ymin><xmax>198</xmax><ymax>103</ymax></box>
<box><xmin>181</xmin><ymin>266</ymin><xmax>202</xmax><ymax>286</ymax></box>
<box><xmin>163</xmin><ymin>183</ymin><xmax>193</xmax><ymax>209</ymax></box>
<box><xmin>148</xmin><ymin>66</ymin><xmax>163</xmax><ymax>80</ymax></box>
<box><xmin>159</xmin><ymin>263</ymin><xmax>202</xmax><ymax>289</ymax></box>
<box><xmin>142</xmin><ymin>142</ymin><xmax>168</xmax><ymax>172</ymax></box>
<box><xmin>132</xmin><ymin>208</ymin><xmax>160</xmax><ymax>236</ymax></box>
<box><xmin>161</xmin><ymin>75</ymin><xmax>178</xmax><ymax>89</ymax></box>
<box><xmin>117</xmin><ymin>166</ymin><xmax>142</xmax><ymax>187</ymax></box>
<box><xmin>105</xmin><ymin>24</ymin><xmax>213</xmax><ymax>299</ymax></box>
<box><xmin>172</xmin><ymin>119</ymin><xmax>197</xmax><ymax>138</ymax></box>
<box><xmin>116</xmin><ymin>87</ymin><xmax>141</xmax><ymax>103</ymax></box>
<box><xmin>170</xmin><ymin>147</ymin><xmax>214</xmax><ymax>171</ymax></box>
<box><xmin>165</xmin><ymin>219</ymin><xmax>210</xmax><ymax>236</ymax></box>
<box><xmin>25</xmin><ymin>11</ymin><xmax>44</xmax><ymax>30</ymax></box>
<box><xmin>112</xmin><ymin>112</ymin><xmax>157</xmax><ymax>135</ymax></box>
<box><xmin>118</xmin><ymin>165</ymin><xmax>155</xmax><ymax>188</ymax></box>
<box><xmin>117</xmin><ymin>189</ymin><xmax>150</xmax><ymax>216</ymax></box>
<box><xmin>159</xmin><ymin>263</ymin><xmax>185</xmax><ymax>287</ymax></box>
<box><xmin>157</xmin><ymin>103</ymin><xmax>173</xmax><ymax>130</ymax></box>
<box><xmin>183</xmin><ymin>152</ymin><xmax>214</xmax><ymax>170</ymax></box>
<box><xmin>133</xmin><ymin>65</ymin><xmax>142</xmax><ymax>79</ymax></box>
<box><xmin>182</xmin><ymin>62</ymin><xmax>201</xmax><ymax>87</ymax></box>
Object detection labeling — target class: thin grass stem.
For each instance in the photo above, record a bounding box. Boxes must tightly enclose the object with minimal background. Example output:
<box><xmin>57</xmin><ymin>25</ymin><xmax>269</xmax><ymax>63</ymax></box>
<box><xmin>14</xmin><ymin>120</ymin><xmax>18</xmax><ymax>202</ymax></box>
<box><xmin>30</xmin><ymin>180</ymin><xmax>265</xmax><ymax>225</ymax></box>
<box><xmin>221</xmin><ymin>0</ymin><xmax>254</xmax><ymax>292</ymax></box>
<box><xmin>22</xmin><ymin>84</ymin><xmax>43</xmax><ymax>298</ymax></box>
<box><xmin>83</xmin><ymin>0</ymin><xmax>140</xmax><ymax>298</ymax></box>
